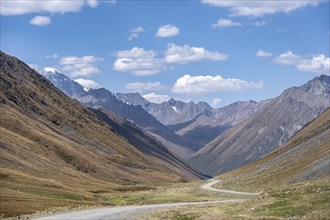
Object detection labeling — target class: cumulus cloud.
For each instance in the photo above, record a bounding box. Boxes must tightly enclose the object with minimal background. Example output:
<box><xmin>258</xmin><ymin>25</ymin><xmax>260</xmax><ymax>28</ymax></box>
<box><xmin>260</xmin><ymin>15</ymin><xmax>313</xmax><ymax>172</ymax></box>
<box><xmin>74</xmin><ymin>78</ymin><xmax>102</xmax><ymax>90</ymax></box>
<box><xmin>29</xmin><ymin>15</ymin><xmax>51</xmax><ymax>26</ymax></box>
<box><xmin>60</xmin><ymin>55</ymin><xmax>103</xmax><ymax>78</ymax></box>
<box><xmin>256</xmin><ymin>50</ymin><xmax>272</xmax><ymax>58</ymax></box>
<box><xmin>113</xmin><ymin>44</ymin><xmax>228</xmax><ymax>75</ymax></box>
<box><xmin>1</xmin><ymin>0</ymin><xmax>92</xmax><ymax>15</ymax></box>
<box><xmin>112</xmin><ymin>47</ymin><xmax>165</xmax><ymax>76</ymax></box>
<box><xmin>128</xmin><ymin>26</ymin><xmax>144</xmax><ymax>41</ymax></box>
<box><xmin>143</xmin><ymin>93</ymin><xmax>171</xmax><ymax>104</ymax></box>
<box><xmin>156</xmin><ymin>25</ymin><xmax>180</xmax><ymax>38</ymax></box>
<box><xmin>126</xmin><ymin>81</ymin><xmax>165</xmax><ymax>93</ymax></box>
<box><xmin>165</xmin><ymin>44</ymin><xmax>228</xmax><ymax>64</ymax></box>
<box><xmin>201</xmin><ymin>0</ymin><xmax>321</xmax><ymax>17</ymax></box>
<box><xmin>274</xmin><ymin>51</ymin><xmax>330</xmax><ymax>74</ymax></box>
<box><xmin>172</xmin><ymin>74</ymin><xmax>264</xmax><ymax>95</ymax></box>
<box><xmin>211</xmin><ymin>98</ymin><xmax>222</xmax><ymax>107</ymax></box>
<box><xmin>212</xmin><ymin>19</ymin><xmax>242</xmax><ymax>28</ymax></box>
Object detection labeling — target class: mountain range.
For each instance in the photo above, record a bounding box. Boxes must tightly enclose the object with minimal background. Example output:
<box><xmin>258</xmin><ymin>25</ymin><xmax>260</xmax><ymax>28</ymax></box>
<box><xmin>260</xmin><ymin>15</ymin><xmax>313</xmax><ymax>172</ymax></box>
<box><xmin>190</xmin><ymin>74</ymin><xmax>330</xmax><ymax>176</ymax></box>
<box><xmin>39</xmin><ymin>67</ymin><xmax>272</xmax><ymax>153</ymax></box>
<box><xmin>39</xmin><ymin>65</ymin><xmax>329</xmax><ymax>178</ymax></box>
<box><xmin>39</xmin><ymin>67</ymin><xmax>200</xmax><ymax>159</ymax></box>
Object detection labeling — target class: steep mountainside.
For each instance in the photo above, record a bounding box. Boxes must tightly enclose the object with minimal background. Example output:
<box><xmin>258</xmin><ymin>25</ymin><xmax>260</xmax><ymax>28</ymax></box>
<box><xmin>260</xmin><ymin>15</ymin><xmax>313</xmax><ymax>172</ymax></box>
<box><xmin>168</xmin><ymin>100</ymin><xmax>270</xmax><ymax>146</ymax></box>
<box><xmin>75</xmin><ymin>88</ymin><xmax>200</xmax><ymax>159</ymax></box>
<box><xmin>219</xmin><ymin>108</ymin><xmax>330</xmax><ymax>190</ymax></box>
<box><xmin>0</xmin><ymin>51</ymin><xmax>195</xmax><ymax>217</ymax></box>
<box><xmin>116</xmin><ymin>93</ymin><xmax>210</xmax><ymax>125</ymax></box>
<box><xmin>90</xmin><ymin>108</ymin><xmax>206</xmax><ymax>180</ymax></box>
<box><xmin>190</xmin><ymin>75</ymin><xmax>330</xmax><ymax>176</ymax></box>
<box><xmin>41</xmin><ymin>67</ymin><xmax>85</xmax><ymax>96</ymax></box>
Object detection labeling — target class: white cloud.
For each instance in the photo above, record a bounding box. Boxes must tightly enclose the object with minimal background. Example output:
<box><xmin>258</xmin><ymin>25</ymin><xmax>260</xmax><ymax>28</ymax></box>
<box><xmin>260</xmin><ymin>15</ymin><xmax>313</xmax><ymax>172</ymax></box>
<box><xmin>156</xmin><ymin>25</ymin><xmax>180</xmax><ymax>38</ymax></box>
<box><xmin>165</xmin><ymin>44</ymin><xmax>228</xmax><ymax>64</ymax></box>
<box><xmin>30</xmin><ymin>16</ymin><xmax>51</xmax><ymax>26</ymax></box>
<box><xmin>113</xmin><ymin>44</ymin><xmax>229</xmax><ymax>75</ymax></box>
<box><xmin>256</xmin><ymin>50</ymin><xmax>272</xmax><ymax>58</ymax></box>
<box><xmin>143</xmin><ymin>93</ymin><xmax>171</xmax><ymax>104</ymax></box>
<box><xmin>172</xmin><ymin>74</ymin><xmax>264</xmax><ymax>95</ymax></box>
<box><xmin>212</xmin><ymin>19</ymin><xmax>242</xmax><ymax>28</ymax></box>
<box><xmin>201</xmin><ymin>0</ymin><xmax>321</xmax><ymax>17</ymax></box>
<box><xmin>128</xmin><ymin>26</ymin><xmax>144</xmax><ymax>41</ymax></box>
<box><xmin>126</xmin><ymin>81</ymin><xmax>165</xmax><ymax>93</ymax></box>
<box><xmin>87</xmin><ymin>0</ymin><xmax>99</xmax><ymax>8</ymax></box>
<box><xmin>46</xmin><ymin>53</ymin><xmax>59</xmax><ymax>59</ymax></box>
<box><xmin>28</xmin><ymin>64</ymin><xmax>42</xmax><ymax>73</ymax></box>
<box><xmin>112</xmin><ymin>47</ymin><xmax>165</xmax><ymax>76</ymax></box>
<box><xmin>211</xmin><ymin>98</ymin><xmax>222</xmax><ymax>107</ymax></box>
<box><xmin>275</xmin><ymin>51</ymin><xmax>330</xmax><ymax>74</ymax></box>
<box><xmin>74</xmin><ymin>78</ymin><xmax>102</xmax><ymax>90</ymax></box>
<box><xmin>253</xmin><ymin>20</ymin><xmax>267</xmax><ymax>27</ymax></box>
<box><xmin>60</xmin><ymin>55</ymin><xmax>103</xmax><ymax>78</ymax></box>
<box><xmin>1</xmin><ymin>0</ymin><xmax>97</xmax><ymax>16</ymax></box>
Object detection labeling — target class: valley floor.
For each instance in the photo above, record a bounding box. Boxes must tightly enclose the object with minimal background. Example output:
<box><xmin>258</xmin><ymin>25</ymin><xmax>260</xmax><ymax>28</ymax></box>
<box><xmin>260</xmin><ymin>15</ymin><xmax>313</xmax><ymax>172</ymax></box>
<box><xmin>23</xmin><ymin>180</ymin><xmax>252</xmax><ymax>220</ymax></box>
<box><xmin>4</xmin><ymin>178</ymin><xmax>329</xmax><ymax>220</ymax></box>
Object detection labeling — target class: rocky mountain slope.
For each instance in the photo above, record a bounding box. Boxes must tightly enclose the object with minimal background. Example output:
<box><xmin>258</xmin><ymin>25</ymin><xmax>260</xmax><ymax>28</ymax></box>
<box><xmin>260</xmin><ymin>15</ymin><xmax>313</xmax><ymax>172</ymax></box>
<box><xmin>0</xmin><ymin>51</ymin><xmax>201</xmax><ymax>217</ymax></box>
<box><xmin>190</xmin><ymin>75</ymin><xmax>330</xmax><ymax>176</ymax></box>
<box><xmin>89</xmin><ymin>107</ymin><xmax>206</xmax><ymax>180</ymax></box>
<box><xmin>219</xmin><ymin>107</ymin><xmax>330</xmax><ymax>190</ymax></box>
<box><xmin>168</xmin><ymin>100</ymin><xmax>270</xmax><ymax>146</ymax></box>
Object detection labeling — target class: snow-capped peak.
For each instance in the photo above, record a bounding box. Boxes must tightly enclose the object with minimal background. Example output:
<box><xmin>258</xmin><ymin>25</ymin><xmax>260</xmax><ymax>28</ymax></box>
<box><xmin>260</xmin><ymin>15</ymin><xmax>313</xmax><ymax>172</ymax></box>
<box><xmin>43</xmin><ymin>67</ymin><xmax>60</xmax><ymax>74</ymax></box>
<box><xmin>171</xmin><ymin>106</ymin><xmax>181</xmax><ymax>114</ymax></box>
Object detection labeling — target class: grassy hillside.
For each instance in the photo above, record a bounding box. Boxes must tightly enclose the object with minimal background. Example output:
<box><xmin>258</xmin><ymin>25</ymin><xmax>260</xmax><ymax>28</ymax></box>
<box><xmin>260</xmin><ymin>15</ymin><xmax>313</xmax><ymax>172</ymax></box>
<box><xmin>0</xmin><ymin>51</ymin><xmax>190</xmax><ymax>217</ymax></box>
<box><xmin>141</xmin><ymin>109</ymin><xmax>330</xmax><ymax>219</ymax></box>
<box><xmin>218</xmin><ymin>108</ymin><xmax>330</xmax><ymax>192</ymax></box>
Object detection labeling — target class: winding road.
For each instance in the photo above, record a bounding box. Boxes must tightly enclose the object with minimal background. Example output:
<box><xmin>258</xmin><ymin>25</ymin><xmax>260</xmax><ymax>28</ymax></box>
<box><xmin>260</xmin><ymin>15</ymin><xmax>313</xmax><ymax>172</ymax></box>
<box><xmin>202</xmin><ymin>180</ymin><xmax>258</xmax><ymax>196</ymax></box>
<box><xmin>32</xmin><ymin>180</ymin><xmax>256</xmax><ymax>220</ymax></box>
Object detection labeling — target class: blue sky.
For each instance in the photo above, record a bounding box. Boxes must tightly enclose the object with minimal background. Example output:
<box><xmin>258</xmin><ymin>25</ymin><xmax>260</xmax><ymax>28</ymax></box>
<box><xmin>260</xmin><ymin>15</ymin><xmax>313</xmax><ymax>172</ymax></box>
<box><xmin>1</xmin><ymin>0</ymin><xmax>329</xmax><ymax>107</ymax></box>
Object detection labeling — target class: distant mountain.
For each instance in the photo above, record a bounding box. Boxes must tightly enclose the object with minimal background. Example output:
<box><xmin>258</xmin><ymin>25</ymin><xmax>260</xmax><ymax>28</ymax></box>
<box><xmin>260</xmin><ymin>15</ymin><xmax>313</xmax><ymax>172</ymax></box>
<box><xmin>190</xmin><ymin>75</ymin><xmax>330</xmax><ymax>176</ymax></box>
<box><xmin>39</xmin><ymin>68</ymin><xmax>266</xmax><ymax>151</ymax></box>
<box><xmin>116</xmin><ymin>93</ymin><xmax>210</xmax><ymax>125</ymax></box>
<box><xmin>0</xmin><ymin>51</ymin><xmax>196</xmax><ymax>217</ymax></box>
<box><xmin>117</xmin><ymin>93</ymin><xmax>271</xmax><ymax>147</ymax></box>
<box><xmin>41</xmin><ymin>67</ymin><xmax>85</xmax><ymax>96</ymax></box>
<box><xmin>75</xmin><ymin>88</ymin><xmax>201</xmax><ymax>160</ymax></box>
<box><xmin>90</xmin><ymin>108</ymin><xmax>207</xmax><ymax>180</ymax></box>
<box><xmin>168</xmin><ymin>100</ymin><xmax>271</xmax><ymax>146</ymax></box>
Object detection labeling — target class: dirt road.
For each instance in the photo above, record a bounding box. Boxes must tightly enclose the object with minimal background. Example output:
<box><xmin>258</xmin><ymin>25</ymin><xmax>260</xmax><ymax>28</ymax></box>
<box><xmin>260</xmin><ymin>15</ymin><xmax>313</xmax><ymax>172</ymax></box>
<box><xmin>32</xmin><ymin>180</ymin><xmax>255</xmax><ymax>220</ymax></box>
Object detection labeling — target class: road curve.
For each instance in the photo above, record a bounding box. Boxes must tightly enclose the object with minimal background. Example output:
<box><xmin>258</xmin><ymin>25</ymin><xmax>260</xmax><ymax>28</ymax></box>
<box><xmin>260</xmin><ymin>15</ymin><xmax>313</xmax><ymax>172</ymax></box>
<box><xmin>32</xmin><ymin>180</ymin><xmax>255</xmax><ymax>220</ymax></box>
<box><xmin>201</xmin><ymin>180</ymin><xmax>258</xmax><ymax>196</ymax></box>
